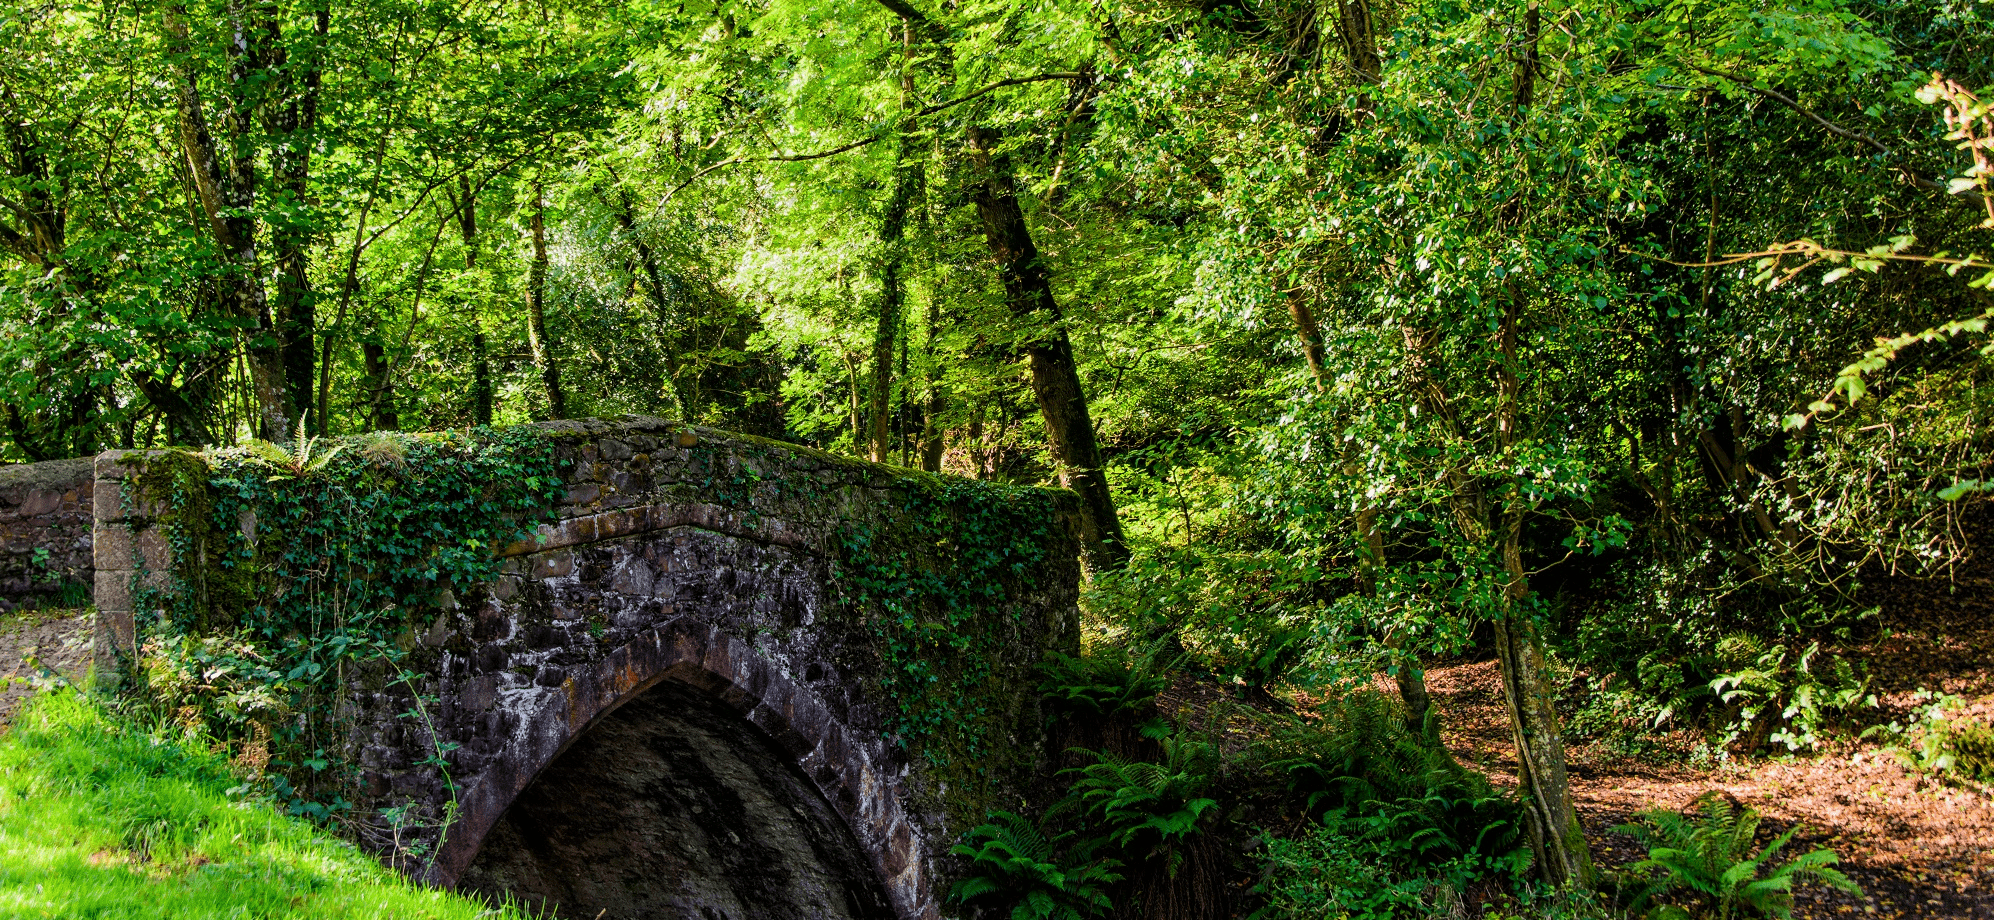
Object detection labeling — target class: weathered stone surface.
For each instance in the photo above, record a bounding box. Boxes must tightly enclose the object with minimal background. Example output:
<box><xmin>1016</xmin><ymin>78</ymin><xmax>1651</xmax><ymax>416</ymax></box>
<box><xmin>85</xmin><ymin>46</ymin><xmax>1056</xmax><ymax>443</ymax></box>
<box><xmin>0</xmin><ymin>457</ymin><xmax>94</xmax><ymax>610</ymax></box>
<box><xmin>457</xmin><ymin>681</ymin><xmax>894</xmax><ymax>920</ymax></box>
<box><xmin>91</xmin><ymin>416</ymin><xmax>1084</xmax><ymax>920</ymax></box>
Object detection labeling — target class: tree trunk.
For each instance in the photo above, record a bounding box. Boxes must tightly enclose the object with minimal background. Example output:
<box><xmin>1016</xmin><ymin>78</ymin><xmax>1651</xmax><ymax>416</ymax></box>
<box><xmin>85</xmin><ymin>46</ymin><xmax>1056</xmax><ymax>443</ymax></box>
<box><xmin>613</xmin><ymin>191</ymin><xmax>691</xmax><ymax>419</ymax></box>
<box><xmin>920</xmin><ymin>292</ymin><xmax>946</xmax><ymax>472</ymax></box>
<box><xmin>523</xmin><ymin>180</ymin><xmax>565</xmax><ymax>419</ymax></box>
<box><xmin>869</xmin><ymin>20</ymin><xmax>924</xmax><ymax>465</ymax></box>
<box><xmin>1493</xmin><ymin>513</ymin><xmax>1592</xmax><ymax>890</ymax></box>
<box><xmin>265</xmin><ymin>0</ymin><xmax>327</xmax><ymax>432</ymax></box>
<box><xmin>1335</xmin><ymin>0</ymin><xmax>1381</xmax><ymax>83</ymax></box>
<box><xmin>1287</xmin><ymin>290</ymin><xmax>1330</xmax><ymax>386</ymax></box>
<box><xmin>965</xmin><ymin>125</ymin><xmax>1127</xmax><ymax>570</ymax></box>
<box><xmin>1489</xmin><ymin>228</ymin><xmax>1592</xmax><ymax>887</ymax></box>
<box><xmin>870</xmin><ymin>261</ymin><xmax>900</xmax><ymax>463</ymax></box>
<box><xmin>842</xmin><ymin>347</ymin><xmax>865</xmax><ymax>453</ymax></box>
<box><xmin>164</xmin><ymin>0</ymin><xmax>290</xmax><ymax>442</ymax></box>
<box><xmin>455</xmin><ymin>176</ymin><xmax>495</xmax><ymax>426</ymax></box>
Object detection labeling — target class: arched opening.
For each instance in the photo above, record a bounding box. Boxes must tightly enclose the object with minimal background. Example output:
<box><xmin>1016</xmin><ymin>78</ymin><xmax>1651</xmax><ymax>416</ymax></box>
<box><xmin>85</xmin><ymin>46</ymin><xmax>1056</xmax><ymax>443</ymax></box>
<box><xmin>457</xmin><ymin>678</ymin><xmax>895</xmax><ymax>920</ymax></box>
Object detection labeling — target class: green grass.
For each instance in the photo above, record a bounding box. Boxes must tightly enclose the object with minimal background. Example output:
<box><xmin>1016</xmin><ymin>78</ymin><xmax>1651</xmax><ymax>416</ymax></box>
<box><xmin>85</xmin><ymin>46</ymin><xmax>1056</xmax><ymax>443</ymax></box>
<box><xmin>0</xmin><ymin>690</ymin><xmax>528</xmax><ymax>919</ymax></box>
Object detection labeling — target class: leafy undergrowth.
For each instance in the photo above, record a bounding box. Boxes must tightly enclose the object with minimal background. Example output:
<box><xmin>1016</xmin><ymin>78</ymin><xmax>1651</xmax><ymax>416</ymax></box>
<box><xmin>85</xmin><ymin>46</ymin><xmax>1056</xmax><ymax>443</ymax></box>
<box><xmin>0</xmin><ymin>690</ymin><xmax>531</xmax><ymax>920</ymax></box>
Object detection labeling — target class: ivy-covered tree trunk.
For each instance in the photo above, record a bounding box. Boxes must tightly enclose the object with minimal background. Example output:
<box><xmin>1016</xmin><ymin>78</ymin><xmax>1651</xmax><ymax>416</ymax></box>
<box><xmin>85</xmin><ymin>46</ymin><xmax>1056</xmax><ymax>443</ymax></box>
<box><xmin>524</xmin><ymin>180</ymin><xmax>566</xmax><ymax>420</ymax></box>
<box><xmin>965</xmin><ymin>125</ymin><xmax>1127</xmax><ymax>570</ymax></box>
<box><xmin>868</xmin><ymin>20</ymin><xmax>924</xmax><ymax>465</ymax></box>
<box><xmin>920</xmin><ymin>294</ymin><xmax>946</xmax><ymax>473</ymax></box>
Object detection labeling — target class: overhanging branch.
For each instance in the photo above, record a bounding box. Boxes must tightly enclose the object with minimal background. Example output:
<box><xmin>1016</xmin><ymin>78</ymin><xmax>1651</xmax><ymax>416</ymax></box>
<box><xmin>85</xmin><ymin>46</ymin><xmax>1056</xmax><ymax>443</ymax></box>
<box><xmin>1688</xmin><ymin>63</ymin><xmax>1989</xmax><ymax>211</ymax></box>
<box><xmin>654</xmin><ymin>72</ymin><xmax>1089</xmax><ymax>210</ymax></box>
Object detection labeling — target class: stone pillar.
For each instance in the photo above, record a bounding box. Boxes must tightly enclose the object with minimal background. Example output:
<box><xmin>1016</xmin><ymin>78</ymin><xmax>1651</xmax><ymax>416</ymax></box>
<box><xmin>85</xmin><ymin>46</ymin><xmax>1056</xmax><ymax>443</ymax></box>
<box><xmin>90</xmin><ymin>451</ymin><xmax>172</xmax><ymax>685</ymax></box>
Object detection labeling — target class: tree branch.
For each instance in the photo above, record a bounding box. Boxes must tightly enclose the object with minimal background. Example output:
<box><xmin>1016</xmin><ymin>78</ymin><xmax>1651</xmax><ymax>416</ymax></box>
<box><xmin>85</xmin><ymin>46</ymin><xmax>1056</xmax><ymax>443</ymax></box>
<box><xmin>654</xmin><ymin>72</ymin><xmax>1088</xmax><ymax>211</ymax></box>
<box><xmin>1688</xmin><ymin>63</ymin><xmax>1989</xmax><ymax>210</ymax></box>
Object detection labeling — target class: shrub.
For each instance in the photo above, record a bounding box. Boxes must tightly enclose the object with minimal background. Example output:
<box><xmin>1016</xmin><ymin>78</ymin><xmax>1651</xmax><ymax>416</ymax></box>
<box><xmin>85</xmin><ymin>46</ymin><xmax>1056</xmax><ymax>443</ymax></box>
<box><xmin>951</xmin><ymin>810</ymin><xmax>1121</xmax><ymax>920</ymax></box>
<box><xmin>1066</xmin><ymin>733</ymin><xmax>1221</xmax><ymax>876</ymax></box>
<box><xmin>1260</xmin><ymin>689</ymin><xmax>1527</xmax><ymax>869</ymax></box>
<box><xmin>1613</xmin><ymin>792</ymin><xmax>1861</xmax><ymax>920</ymax></box>
<box><xmin>1867</xmin><ymin>689</ymin><xmax>1994</xmax><ymax>784</ymax></box>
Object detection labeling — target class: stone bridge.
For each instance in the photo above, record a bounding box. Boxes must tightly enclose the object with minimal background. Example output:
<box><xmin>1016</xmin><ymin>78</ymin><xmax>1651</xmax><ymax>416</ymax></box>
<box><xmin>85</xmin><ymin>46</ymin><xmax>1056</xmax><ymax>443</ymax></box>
<box><xmin>35</xmin><ymin>417</ymin><xmax>1081</xmax><ymax>920</ymax></box>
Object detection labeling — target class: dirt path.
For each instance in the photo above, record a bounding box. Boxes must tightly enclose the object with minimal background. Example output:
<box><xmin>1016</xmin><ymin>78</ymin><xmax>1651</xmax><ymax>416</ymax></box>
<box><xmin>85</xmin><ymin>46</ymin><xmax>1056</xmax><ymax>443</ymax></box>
<box><xmin>1428</xmin><ymin>651</ymin><xmax>1994</xmax><ymax>920</ymax></box>
<box><xmin>0</xmin><ymin>609</ymin><xmax>92</xmax><ymax>729</ymax></box>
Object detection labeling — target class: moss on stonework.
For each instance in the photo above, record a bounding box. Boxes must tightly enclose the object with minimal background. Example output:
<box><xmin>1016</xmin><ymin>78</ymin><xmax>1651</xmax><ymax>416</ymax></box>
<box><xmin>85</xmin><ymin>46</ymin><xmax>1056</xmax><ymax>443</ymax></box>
<box><xmin>829</xmin><ymin>469</ymin><xmax>1073</xmax><ymax>830</ymax></box>
<box><xmin>109</xmin><ymin>420</ymin><xmax>1077</xmax><ymax>845</ymax></box>
<box><xmin>114</xmin><ymin>428</ymin><xmax>567</xmax><ymax>818</ymax></box>
<box><xmin>124</xmin><ymin>449</ymin><xmax>254</xmax><ymax>637</ymax></box>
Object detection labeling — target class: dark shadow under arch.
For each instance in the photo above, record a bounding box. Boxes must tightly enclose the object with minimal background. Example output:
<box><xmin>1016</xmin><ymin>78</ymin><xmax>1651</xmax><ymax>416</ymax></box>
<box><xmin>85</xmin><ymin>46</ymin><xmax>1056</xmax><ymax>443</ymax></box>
<box><xmin>457</xmin><ymin>678</ymin><xmax>895</xmax><ymax>920</ymax></box>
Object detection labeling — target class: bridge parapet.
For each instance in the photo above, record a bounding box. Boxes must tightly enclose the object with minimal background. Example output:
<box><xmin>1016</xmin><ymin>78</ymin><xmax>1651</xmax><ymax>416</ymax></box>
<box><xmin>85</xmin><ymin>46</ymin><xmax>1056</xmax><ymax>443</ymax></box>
<box><xmin>92</xmin><ymin>416</ymin><xmax>1083</xmax><ymax>920</ymax></box>
<box><xmin>0</xmin><ymin>457</ymin><xmax>94</xmax><ymax>610</ymax></box>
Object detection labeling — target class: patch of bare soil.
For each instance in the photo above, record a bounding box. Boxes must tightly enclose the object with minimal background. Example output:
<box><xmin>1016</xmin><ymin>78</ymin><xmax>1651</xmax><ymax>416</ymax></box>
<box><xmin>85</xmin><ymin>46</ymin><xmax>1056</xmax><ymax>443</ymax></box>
<box><xmin>0</xmin><ymin>608</ymin><xmax>92</xmax><ymax>729</ymax></box>
<box><xmin>1428</xmin><ymin>637</ymin><xmax>1994</xmax><ymax>920</ymax></box>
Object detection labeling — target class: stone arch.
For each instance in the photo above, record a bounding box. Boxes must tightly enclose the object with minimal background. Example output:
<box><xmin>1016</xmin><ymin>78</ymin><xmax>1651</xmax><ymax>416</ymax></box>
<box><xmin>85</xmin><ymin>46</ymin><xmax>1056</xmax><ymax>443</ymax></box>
<box><xmin>89</xmin><ymin>418</ymin><xmax>1083</xmax><ymax>920</ymax></box>
<box><xmin>430</xmin><ymin>619</ymin><xmax>922</xmax><ymax>919</ymax></box>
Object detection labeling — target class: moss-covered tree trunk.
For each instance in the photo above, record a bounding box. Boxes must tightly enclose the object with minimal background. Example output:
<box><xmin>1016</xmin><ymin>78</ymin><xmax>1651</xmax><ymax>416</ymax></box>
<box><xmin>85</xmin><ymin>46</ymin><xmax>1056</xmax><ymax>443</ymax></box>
<box><xmin>964</xmin><ymin>125</ymin><xmax>1126</xmax><ymax>570</ymax></box>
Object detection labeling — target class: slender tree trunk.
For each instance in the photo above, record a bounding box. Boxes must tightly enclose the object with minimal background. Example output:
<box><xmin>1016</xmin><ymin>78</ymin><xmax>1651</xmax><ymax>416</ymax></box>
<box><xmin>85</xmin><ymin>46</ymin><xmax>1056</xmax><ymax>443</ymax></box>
<box><xmin>870</xmin><ymin>264</ymin><xmax>900</xmax><ymax>463</ymax></box>
<box><xmin>1287</xmin><ymin>290</ymin><xmax>1330</xmax><ymax>387</ymax></box>
<box><xmin>613</xmin><ymin>191</ymin><xmax>691</xmax><ymax>418</ymax></box>
<box><xmin>1492</xmin><ymin>514</ymin><xmax>1592</xmax><ymax>890</ymax></box>
<box><xmin>1488</xmin><ymin>216</ymin><xmax>1591</xmax><ymax>888</ymax></box>
<box><xmin>455</xmin><ymin>176</ymin><xmax>494</xmax><ymax>425</ymax></box>
<box><xmin>1492</xmin><ymin>307</ymin><xmax>1592</xmax><ymax>886</ymax></box>
<box><xmin>869</xmin><ymin>20</ymin><xmax>924</xmax><ymax>464</ymax></box>
<box><xmin>965</xmin><ymin>126</ymin><xmax>1127</xmax><ymax>569</ymax></box>
<box><xmin>920</xmin><ymin>293</ymin><xmax>946</xmax><ymax>472</ymax></box>
<box><xmin>523</xmin><ymin>180</ymin><xmax>565</xmax><ymax>419</ymax></box>
<box><xmin>265</xmin><ymin>0</ymin><xmax>326</xmax><ymax>432</ymax></box>
<box><xmin>1482</xmin><ymin>4</ymin><xmax>1591</xmax><ymax>889</ymax></box>
<box><xmin>164</xmin><ymin>0</ymin><xmax>289</xmax><ymax>442</ymax></box>
<box><xmin>842</xmin><ymin>347</ymin><xmax>864</xmax><ymax>452</ymax></box>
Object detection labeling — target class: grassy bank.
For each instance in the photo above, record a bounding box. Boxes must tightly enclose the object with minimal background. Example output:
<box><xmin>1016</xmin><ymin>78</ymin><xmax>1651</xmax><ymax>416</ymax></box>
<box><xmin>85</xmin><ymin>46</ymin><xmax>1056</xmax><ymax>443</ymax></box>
<box><xmin>0</xmin><ymin>690</ymin><xmax>525</xmax><ymax>919</ymax></box>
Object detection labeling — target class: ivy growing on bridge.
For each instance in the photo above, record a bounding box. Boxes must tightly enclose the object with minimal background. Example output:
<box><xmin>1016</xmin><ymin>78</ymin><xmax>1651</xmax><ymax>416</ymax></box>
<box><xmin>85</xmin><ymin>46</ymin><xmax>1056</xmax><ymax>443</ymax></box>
<box><xmin>833</xmin><ymin>474</ymin><xmax>1063</xmax><ymax>775</ymax></box>
<box><xmin>129</xmin><ymin>426</ymin><xmax>564</xmax><ymax>820</ymax></box>
<box><xmin>199</xmin><ymin>427</ymin><xmax>563</xmax><ymax>657</ymax></box>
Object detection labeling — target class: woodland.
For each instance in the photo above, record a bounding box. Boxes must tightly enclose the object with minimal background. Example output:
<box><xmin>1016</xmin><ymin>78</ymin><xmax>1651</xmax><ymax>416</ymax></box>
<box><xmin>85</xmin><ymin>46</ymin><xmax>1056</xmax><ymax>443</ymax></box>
<box><xmin>1</xmin><ymin>0</ymin><xmax>1992</xmax><ymax>916</ymax></box>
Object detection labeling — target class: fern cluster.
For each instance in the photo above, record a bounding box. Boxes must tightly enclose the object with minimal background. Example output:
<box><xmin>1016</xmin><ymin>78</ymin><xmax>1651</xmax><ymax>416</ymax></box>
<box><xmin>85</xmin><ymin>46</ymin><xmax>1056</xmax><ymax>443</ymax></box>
<box><xmin>1263</xmin><ymin>690</ymin><xmax>1527</xmax><ymax>869</ymax></box>
<box><xmin>1067</xmin><ymin>734</ymin><xmax>1221</xmax><ymax>875</ymax></box>
<box><xmin>953</xmin><ymin>811</ymin><xmax>1121</xmax><ymax>920</ymax></box>
<box><xmin>1038</xmin><ymin>641</ymin><xmax>1173</xmax><ymax>723</ymax></box>
<box><xmin>1614</xmin><ymin>792</ymin><xmax>1861</xmax><ymax>920</ymax></box>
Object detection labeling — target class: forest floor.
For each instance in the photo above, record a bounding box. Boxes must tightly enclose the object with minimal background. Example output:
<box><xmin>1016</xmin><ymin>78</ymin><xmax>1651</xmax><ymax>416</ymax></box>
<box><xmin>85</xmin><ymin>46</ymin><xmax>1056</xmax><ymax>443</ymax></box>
<box><xmin>1426</xmin><ymin>590</ymin><xmax>1994</xmax><ymax>920</ymax></box>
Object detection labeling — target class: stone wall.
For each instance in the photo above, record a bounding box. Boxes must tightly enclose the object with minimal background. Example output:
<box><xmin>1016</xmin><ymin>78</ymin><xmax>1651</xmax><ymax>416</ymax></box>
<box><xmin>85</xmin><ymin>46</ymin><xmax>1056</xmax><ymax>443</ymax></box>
<box><xmin>0</xmin><ymin>457</ymin><xmax>94</xmax><ymax>610</ymax></box>
<box><xmin>92</xmin><ymin>417</ymin><xmax>1084</xmax><ymax>920</ymax></box>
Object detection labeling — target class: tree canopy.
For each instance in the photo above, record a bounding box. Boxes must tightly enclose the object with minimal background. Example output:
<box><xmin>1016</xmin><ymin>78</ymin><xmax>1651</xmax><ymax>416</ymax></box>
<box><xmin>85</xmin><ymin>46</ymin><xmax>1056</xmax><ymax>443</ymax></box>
<box><xmin>4</xmin><ymin>0</ymin><xmax>1990</xmax><ymax>897</ymax></box>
